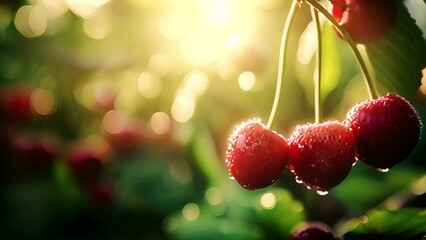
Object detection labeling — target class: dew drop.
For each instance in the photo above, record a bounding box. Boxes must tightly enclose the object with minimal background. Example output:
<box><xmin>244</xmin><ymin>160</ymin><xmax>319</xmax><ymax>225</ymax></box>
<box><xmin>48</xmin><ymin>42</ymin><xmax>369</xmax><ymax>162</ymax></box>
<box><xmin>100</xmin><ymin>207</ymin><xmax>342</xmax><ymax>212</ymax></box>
<box><xmin>295</xmin><ymin>176</ymin><xmax>303</xmax><ymax>184</ymax></box>
<box><xmin>352</xmin><ymin>161</ymin><xmax>357</xmax><ymax>167</ymax></box>
<box><xmin>229</xmin><ymin>174</ymin><xmax>235</xmax><ymax>180</ymax></box>
<box><xmin>376</xmin><ymin>168</ymin><xmax>389</xmax><ymax>173</ymax></box>
<box><xmin>316</xmin><ymin>190</ymin><xmax>328</xmax><ymax>196</ymax></box>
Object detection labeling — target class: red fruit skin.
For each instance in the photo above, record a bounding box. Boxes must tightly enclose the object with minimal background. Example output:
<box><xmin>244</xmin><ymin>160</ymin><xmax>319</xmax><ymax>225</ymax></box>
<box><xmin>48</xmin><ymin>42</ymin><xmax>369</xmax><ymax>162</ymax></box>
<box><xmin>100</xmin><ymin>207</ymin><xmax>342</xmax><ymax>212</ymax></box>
<box><xmin>89</xmin><ymin>180</ymin><xmax>115</xmax><ymax>206</ymax></box>
<box><xmin>68</xmin><ymin>150</ymin><xmax>103</xmax><ymax>188</ymax></box>
<box><xmin>106</xmin><ymin>123</ymin><xmax>143</xmax><ymax>154</ymax></box>
<box><xmin>225</xmin><ymin>119</ymin><xmax>290</xmax><ymax>190</ymax></box>
<box><xmin>331</xmin><ymin>0</ymin><xmax>397</xmax><ymax>43</ymax></box>
<box><xmin>12</xmin><ymin>136</ymin><xmax>56</xmax><ymax>169</ymax></box>
<box><xmin>344</xmin><ymin>94</ymin><xmax>422</xmax><ymax>169</ymax></box>
<box><xmin>0</xmin><ymin>86</ymin><xmax>34</xmax><ymax>121</ymax></box>
<box><xmin>7</xmin><ymin>133</ymin><xmax>56</xmax><ymax>179</ymax></box>
<box><xmin>289</xmin><ymin>121</ymin><xmax>356</xmax><ymax>191</ymax></box>
<box><xmin>289</xmin><ymin>223</ymin><xmax>340</xmax><ymax>240</ymax></box>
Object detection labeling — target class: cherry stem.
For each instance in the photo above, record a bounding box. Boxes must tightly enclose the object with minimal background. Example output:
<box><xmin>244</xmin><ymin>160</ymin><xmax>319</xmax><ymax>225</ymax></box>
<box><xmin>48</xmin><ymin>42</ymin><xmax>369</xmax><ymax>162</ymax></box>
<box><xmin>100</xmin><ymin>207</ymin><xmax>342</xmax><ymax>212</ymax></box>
<box><xmin>311</xmin><ymin>6</ymin><xmax>322</xmax><ymax>124</ymax></box>
<box><xmin>304</xmin><ymin>0</ymin><xmax>379</xmax><ymax>100</ymax></box>
<box><xmin>266</xmin><ymin>0</ymin><xmax>300</xmax><ymax>129</ymax></box>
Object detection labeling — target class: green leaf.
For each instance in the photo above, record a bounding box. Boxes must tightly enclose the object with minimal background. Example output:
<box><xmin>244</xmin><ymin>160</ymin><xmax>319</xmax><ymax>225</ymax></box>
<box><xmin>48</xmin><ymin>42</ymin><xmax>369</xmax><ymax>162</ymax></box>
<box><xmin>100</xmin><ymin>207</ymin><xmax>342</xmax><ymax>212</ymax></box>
<box><xmin>320</xmin><ymin>23</ymin><xmax>341</xmax><ymax>99</ymax></box>
<box><xmin>252</xmin><ymin>187</ymin><xmax>305</xmax><ymax>238</ymax></box>
<box><xmin>189</xmin><ymin>123</ymin><xmax>229</xmax><ymax>188</ymax></box>
<box><xmin>332</xmin><ymin>165</ymin><xmax>423</xmax><ymax>215</ymax></box>
<box><xmin>342</xmin><ymin>209</ymin><xmax>426</xmax><ymax>240</ymax></box>
<box><xmin>114</xmin><ymin>152</ymin><xmax>198</xmax><ymax>215</ymax></box>
<box><xmin>364</xmin><ymin>0</ymin><xmax>426</xmax><ymax>100</ymax></box>
<box><xmin>165</xmin><ymin>212</ymin><xmax>263</xmax><ymax>240</ymax></box>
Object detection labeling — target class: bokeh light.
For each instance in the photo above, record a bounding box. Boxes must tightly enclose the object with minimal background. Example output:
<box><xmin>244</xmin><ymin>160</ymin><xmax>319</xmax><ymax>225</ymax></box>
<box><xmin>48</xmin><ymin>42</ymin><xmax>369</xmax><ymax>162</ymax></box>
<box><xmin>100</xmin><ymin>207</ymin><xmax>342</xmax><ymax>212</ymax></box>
<box><xmin>182</xmin><ymin>203</ymin><xmax>200</xmax><ymax>221</ymax></box>
<box><xmin>103</xmin><ymin>110</ymin><xmax>127</xmax><ymax>134</ymax></box>
<box><xmin>0</xmin><ymin>5</ymin><xmax>12</xmax><ymax>31</ymax></box>
<box><xmin>171</xmin><ymin>94</ymin><xmax>195</xmax><ymax>123</ymax></box>
<box><xmin>30</xmin><ymin>88</ymin><xmax>57</xmax><ymax>116</ymax></box>
<box><xmin>83</xmin><ymin>13</ymin><xmax>111</xmax><ymax>39</ymax></box>
<box><xmin>260</xmin><ymin>192</ymin><xmax>277</xmax><ymax>210</ymax></box>
<box><xmin>65</xmin><ymin>0</ymin><xmax>110</xmax><ymax>18</ymax></box>
<box><xmin>138</xmin><ymin>71</ymin><xmax>162</xmax><ymax>99</ymax></box>
<box><xmin>1</xmin><ymin>0</ymin><xmax>425</xmax><ymax>239</ymax></box>
<box><xmin>238</xmin><ymin>71</ymin><xmax>256</xmax><ymax>91</ymax></box>
<box><xmin>150</xmin><ymin>112</ymin><xmax>171</xmax><ymax>135</ymax></box>
<box><xmin>14</xmin><ymin>5</ymin><xmax>47</xmax><ymax>38</ymax></box>
<box><xmin>205</xmin><ymin>187</ymin><xmax>224</xmax><ymax>206</ymax></box>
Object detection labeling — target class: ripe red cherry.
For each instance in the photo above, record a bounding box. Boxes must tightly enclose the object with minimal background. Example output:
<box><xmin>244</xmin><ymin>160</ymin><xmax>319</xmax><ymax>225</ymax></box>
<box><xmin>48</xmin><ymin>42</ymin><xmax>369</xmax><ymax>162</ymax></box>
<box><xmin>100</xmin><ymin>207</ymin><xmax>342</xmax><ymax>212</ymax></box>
<box><xmin>7</xmin><ymin>132</ymin><xmax>56</xmax><ymax>178</ymax></box>
<box><xmin>105</xmin><ymin>122</ymin><xmax>143</xmax><ymax>154</ymax></box>
<box><xmin>88</xmin><ymin>180</ymin><xmax>115</xmax><ymax>206</ymax></box>
<box><xmin>330</xmin><ymin>0</ymin><xmax>397</xmax><ymax>43</ymax></box>
<box><xmin>289</xmin><ymin>223</ymin><xmax>340</xmax><ymax>240</ymax></box>
<box><xmin>344</xmin><ymin>94</ymin><xmax>422</xmax><ymax>170</ymax></box>
<box><xmin>225</xmin><ymin>118</ymin><xmax>290</xmax><ymax>190</ymax></box>
<box><xmin>68</xmin><ymin>149</ymin><xmax>103</xmax><ymax>188</ymax></box>
<box><xmin>11</xmin><ymin>134</ymin><xmax>56</xmax><ymax>169</ymax></box>
<box><xmin>289</xmin><ymin>121</ymin><xmax>356</xmax><ymax>192</ymax></box>
<box><xmin>0</xmin><ymin>86</ymin><xmax>34</xmax><ymax>121</ymax></box>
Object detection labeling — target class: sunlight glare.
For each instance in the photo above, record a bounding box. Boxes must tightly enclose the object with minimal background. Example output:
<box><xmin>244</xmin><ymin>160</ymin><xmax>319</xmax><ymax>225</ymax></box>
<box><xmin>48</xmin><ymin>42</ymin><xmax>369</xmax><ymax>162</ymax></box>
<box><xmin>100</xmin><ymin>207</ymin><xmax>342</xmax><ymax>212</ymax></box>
<box><xmin>182</xmin><ymin>71</ymin><xmax>209</xmax><ymax>97</ymax></box>
<box><xmin>158</xmin><ymin>0</ymin><xmax>261</xmax><ymax>66</ymax></box>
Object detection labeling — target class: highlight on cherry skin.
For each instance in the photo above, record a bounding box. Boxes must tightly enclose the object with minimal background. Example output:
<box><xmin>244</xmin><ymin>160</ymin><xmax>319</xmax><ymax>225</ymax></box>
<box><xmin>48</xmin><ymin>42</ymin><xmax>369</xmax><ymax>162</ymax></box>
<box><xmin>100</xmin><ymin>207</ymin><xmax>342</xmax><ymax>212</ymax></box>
<box><xmin>225</xmin><ymin>118</ymin><xmax>290</xmax><ymax>190</ymax></box>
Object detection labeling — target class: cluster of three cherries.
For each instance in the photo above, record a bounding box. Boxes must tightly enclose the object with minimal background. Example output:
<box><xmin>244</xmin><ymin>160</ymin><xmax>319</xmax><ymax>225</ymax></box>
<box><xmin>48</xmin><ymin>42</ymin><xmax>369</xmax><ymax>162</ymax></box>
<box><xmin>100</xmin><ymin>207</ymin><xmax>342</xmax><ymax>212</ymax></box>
<box><xmin>225</xmin><ymin>94</ymin><xmax>422</xmax><ymax>193</ymax></box>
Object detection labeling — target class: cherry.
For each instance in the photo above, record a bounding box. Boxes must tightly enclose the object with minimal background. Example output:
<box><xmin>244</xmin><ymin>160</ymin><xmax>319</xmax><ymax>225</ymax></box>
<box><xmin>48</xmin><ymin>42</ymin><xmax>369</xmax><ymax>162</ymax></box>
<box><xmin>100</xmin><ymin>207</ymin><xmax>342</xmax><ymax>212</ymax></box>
<box><xmin>105</xmin><ymin>122</ymin><xmax>143</xmax><ymax>154</ymax></box>
<box><xmin>289</xmin><ymin>121</ymin><xmax>356</xmax><ymax>192</ymax></box>
<box><xmin>225</xmin><ymin>118</ymin><xmax>290</xmax><ymax>190</ymax></box>
<box><xmin>330</xmin><ymin>0</ymin><xmax>397</xmax><ymax>43</ymax></box>
<box><xmin>289</xmin><ymin>223</ymin><xmax>340</xmax><ymax>240</ymax></box>
<box><xmin>0</xmin><ymin>86</ymin><xmax>34</xmax><ymax>121</ymax></box>
<box><xmin>11</xmin><ymin>134</ymin><xmax>56</xmax><ymax>168</ymax></box>
<box><xmin>88</xmin><ymin>180</ymin><xmax>115</xmax><ymax>206</ymax></box>
<box><xmin>7</xmin><ymin>132</ymin><xmax>57</xmax><ymax>179</ymax></box>
<box><xmin>68</xmin><ymin>148</ymin><xmax>103</xmax><ymax>188</ymax></box>
<box><xmin>344</xmin><ymin>94</ymin><xmax>422</xmax><ymax>170</ymax></box>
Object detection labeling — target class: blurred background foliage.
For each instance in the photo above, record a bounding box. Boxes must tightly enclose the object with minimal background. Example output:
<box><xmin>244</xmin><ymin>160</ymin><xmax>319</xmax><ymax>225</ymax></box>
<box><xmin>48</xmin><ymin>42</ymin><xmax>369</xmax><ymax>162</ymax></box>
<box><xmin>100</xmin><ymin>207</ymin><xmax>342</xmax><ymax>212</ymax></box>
<box><xmin>0</xmin><ymin>0</ymin><xmax>425</xmax><ymax>239</ymax></box>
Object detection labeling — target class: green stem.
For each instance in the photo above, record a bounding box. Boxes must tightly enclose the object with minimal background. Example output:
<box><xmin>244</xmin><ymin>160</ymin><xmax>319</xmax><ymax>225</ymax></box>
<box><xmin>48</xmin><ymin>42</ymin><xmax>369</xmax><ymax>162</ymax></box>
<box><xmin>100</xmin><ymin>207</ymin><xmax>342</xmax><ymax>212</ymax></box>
<box><xmin>266</xmin><ymin>0</ymin><xmax>300</xmax><ymax>129</ymax></box>
<box><xmin>311</xmin><ymin>6</ymin><xmax>322</xmax><ymax>123</ymax></box>
<box><xmin>304</xmin><ymin>0</ymin><xmax>379</xmax><ymax>100</ymax></box>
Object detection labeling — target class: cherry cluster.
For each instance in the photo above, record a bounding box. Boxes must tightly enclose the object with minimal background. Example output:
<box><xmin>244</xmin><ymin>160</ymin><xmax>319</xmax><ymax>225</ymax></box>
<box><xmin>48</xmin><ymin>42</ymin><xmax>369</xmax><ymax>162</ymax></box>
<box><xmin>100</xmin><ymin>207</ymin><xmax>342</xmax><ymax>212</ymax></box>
<box><xmin>225</xmin><ymin>0</ymin><xmax>423</xmax><ymax>194</ymax></box>
<box><xmin>0</xmin><ymin>85</ymin><xmax>120</xmax><ymax>207</ymax></box>
<box><xmin>226</xmin><ymin>94</ymin><xmax>422</xmax><ymax>193</ymax></box>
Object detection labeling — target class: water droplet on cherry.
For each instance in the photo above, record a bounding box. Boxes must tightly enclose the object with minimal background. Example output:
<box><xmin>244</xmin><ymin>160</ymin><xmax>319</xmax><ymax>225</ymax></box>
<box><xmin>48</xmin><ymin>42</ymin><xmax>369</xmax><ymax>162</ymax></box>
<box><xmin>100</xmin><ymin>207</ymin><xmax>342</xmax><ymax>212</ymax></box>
<box><xmin>316</xmin><ymin>190</ymin><xmax>328</xmax><ymax>196</ymax></box>
<box><xmin>376</xmin><ymin>168</ymin><xmax>389</xmax><ymax>173</ymax></box>
<box><xmin>295</xmin><ymin>176</ymin><xmax>303</xmax><ymax>184</ymax></box>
